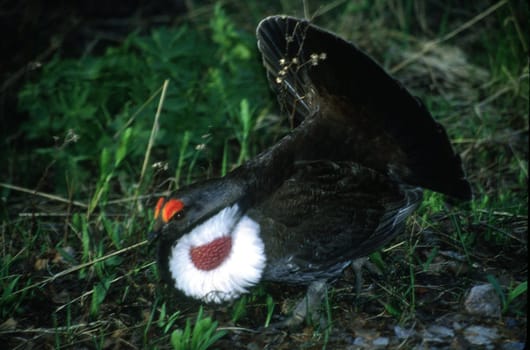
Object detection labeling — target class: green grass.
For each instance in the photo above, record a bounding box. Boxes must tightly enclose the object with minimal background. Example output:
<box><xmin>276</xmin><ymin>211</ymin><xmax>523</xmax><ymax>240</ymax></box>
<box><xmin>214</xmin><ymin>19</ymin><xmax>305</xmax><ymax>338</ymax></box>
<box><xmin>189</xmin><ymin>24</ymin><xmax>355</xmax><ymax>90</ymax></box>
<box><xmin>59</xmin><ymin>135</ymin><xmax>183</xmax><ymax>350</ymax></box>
<box><xmin>1</xmin><ymin>0</ymin><xmax>527</xmax><ymax>348</ymax></box>
<box><xmin>170</xmin><ymin>306</ymin><xmax>227</xmax><ymax>350</ymax></box>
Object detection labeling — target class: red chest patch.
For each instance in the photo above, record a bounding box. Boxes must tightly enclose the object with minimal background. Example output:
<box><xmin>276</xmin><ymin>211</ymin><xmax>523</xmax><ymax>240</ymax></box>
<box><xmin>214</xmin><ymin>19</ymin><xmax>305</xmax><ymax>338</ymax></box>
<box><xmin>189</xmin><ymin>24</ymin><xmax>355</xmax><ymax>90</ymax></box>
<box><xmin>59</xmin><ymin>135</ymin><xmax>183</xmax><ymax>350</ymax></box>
<box><xmin>189</xmin><ymin>236</ymin><xmax>233</xmax><ymax>271</ymax></box>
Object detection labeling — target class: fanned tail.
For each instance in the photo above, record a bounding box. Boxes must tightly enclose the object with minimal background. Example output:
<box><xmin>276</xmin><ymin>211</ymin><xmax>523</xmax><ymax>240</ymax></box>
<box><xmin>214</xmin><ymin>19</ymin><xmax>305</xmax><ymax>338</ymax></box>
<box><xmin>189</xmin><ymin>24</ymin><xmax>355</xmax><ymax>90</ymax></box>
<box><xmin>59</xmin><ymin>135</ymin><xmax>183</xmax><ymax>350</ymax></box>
<box><xmin>256</xmin><ymin>15</ymin><xmax>472</xmax><ymax>200</ymax></box>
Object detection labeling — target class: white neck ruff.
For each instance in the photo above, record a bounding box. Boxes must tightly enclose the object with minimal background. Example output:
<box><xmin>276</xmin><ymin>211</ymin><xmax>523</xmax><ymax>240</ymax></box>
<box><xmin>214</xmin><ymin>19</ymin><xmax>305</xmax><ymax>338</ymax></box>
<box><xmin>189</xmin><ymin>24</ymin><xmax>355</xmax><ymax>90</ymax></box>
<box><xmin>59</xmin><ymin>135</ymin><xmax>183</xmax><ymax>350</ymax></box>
<box><xmin>168</xmin><ymin>205</ymin><xmax>266</xmax><ymax>303</ymax></box>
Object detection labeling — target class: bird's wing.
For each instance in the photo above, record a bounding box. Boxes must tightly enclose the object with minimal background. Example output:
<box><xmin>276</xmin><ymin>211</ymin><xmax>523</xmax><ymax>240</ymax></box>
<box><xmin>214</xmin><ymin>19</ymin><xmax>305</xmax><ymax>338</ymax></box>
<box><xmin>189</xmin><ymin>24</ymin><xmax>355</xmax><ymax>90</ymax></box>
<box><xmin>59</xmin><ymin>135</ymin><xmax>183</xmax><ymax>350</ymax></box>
<box><xmin>256</xmin><ymin>15</ymin><xmax>471</xmax><ymax>200</ymax></box>
<box><xmin>252</xmin><ymin>161</ymin><xmax>422</xmax><ymax>282</ymax></box>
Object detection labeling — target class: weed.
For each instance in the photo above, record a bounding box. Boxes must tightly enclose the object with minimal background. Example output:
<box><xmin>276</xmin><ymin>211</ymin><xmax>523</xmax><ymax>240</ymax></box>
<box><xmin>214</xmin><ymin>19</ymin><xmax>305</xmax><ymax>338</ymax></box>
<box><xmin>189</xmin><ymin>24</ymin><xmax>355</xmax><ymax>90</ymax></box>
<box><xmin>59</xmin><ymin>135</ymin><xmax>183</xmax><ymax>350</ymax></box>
<box><xmin>16</xmin><ymin>6</ymin><xmax>270</xmax><ymax>196</ymax></box>
<box><xmin>231</xmin><ymin>295</ymin><xmax>248</xmax><ymax>324</ymax></box>
<box><xmin>264</xmin><ymin>294</ymin><xmax>275</xmax><ymax>328</ymax></box>
<box><xmin>158</xmin><ymin>302</ymin><xmax>182</xmax><ymax>334</ymax></box>
<box><xmin>487</xmin><ymin>275</ymin><xmax>528</xmax><ymax>315</ymax></box>
<box><xmin>170</xmin><ymin>306</ymin><xmax>227</xmax><ymax>350</ymax></box>
<box><xmin>90</xmin><ymin>277</ymin><xmax>112</xmax><ymax>317</ymax></box>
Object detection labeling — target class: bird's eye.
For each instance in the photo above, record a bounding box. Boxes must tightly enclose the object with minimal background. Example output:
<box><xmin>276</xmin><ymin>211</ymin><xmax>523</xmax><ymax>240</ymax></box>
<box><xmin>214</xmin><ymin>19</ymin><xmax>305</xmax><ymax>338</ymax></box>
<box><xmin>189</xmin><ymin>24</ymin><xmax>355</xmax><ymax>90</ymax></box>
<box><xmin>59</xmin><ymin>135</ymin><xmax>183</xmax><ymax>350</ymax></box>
<box><xmin>161</xmin><ymin>198</ymin><xmax>185</xmax><ymax>223</ymax></box>
<box><xmin>173</xmin><ymin>210</ymin><xmax>185</xmax><ymax>220</ymax></box>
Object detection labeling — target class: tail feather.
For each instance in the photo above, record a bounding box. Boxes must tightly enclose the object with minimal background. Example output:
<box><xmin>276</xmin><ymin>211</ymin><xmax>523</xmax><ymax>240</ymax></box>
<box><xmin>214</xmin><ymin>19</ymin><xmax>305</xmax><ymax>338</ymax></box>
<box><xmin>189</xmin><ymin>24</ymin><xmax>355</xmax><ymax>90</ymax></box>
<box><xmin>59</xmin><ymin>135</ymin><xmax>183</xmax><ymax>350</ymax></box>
<box><xmin>257</xmin><ymin>16</ymin><xmax>317</xmax><ymax>125</ymax></box>
<box><xmin>256</xmin><ymin>15</ymin><xmax>472</xmax><ymax>200</ymax></box>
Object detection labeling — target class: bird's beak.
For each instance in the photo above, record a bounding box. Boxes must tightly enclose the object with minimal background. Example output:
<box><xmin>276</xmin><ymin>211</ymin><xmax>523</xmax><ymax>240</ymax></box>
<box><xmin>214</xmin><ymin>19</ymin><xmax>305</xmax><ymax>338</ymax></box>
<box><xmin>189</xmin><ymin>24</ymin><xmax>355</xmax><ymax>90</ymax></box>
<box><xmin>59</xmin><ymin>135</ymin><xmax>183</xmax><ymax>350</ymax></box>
<box><xmin>148</xmin><ymin>219</ymin><xmax>164</xmax><ymax>243</ymax></box>
<box><xmin>148</xmin><ymin>230</ymin><xmax>160</xmax><ymax>242</ymax></box>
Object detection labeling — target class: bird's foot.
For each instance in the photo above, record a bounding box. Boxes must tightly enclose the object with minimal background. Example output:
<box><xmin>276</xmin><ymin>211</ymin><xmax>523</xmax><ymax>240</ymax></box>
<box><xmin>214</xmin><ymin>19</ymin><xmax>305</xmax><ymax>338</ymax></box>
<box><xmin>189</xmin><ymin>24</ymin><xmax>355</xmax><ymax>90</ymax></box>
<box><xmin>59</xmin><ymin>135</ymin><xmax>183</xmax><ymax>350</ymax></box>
<box><xmin>268</xmin><ymin>280</ymin><xmax>328</xmax><ymax>329</ymax></box>
<box><xmin>351</xmin><ymin>256</ymin><xmax>382</xmax><ymax>302</ymax></box>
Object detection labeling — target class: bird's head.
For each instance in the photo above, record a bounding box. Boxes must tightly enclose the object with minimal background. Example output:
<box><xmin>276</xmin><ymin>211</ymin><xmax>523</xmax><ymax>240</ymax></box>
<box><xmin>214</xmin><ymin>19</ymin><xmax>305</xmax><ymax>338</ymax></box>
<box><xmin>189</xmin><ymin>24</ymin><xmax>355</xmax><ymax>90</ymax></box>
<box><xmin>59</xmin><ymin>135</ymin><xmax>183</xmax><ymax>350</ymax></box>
<box><xmin>149</xmin><ymin>178</ymin><xmax>266</xmax><ymax>303</ymax></box>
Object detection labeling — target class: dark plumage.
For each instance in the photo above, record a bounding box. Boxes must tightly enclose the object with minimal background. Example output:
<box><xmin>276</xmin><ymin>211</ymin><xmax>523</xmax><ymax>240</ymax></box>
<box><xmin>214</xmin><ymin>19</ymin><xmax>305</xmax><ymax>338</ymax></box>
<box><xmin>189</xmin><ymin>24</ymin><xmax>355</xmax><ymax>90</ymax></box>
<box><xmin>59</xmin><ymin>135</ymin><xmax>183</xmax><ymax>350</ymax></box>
<box><xmin>256</xmin><ymin>15</ymin><xmax>470</xmax><ymax>199</ymax></box>
<box><xmin>150</xmin><ymin>15</ymin><xmax>471</xmax><ymax>304</ymax></box>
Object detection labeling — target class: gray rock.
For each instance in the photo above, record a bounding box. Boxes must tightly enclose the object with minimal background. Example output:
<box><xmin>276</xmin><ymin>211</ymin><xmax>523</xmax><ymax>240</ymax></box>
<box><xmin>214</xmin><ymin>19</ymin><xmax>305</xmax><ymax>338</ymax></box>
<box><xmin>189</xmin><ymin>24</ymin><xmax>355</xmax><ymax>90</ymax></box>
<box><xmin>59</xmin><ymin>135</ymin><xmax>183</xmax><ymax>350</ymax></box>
<box><xmin>501</xmin><ymin>341</ymin><xmax>526</xmax><ymax>350</ymax></box>
<box><xmin>464</xmin><ymin>283</ymin><xmax>501</xmax><ymax>318</ymax></box>
<box><xmin>394</xmin><ymin>325</ymin><xmax>416</xmax><ymax>339</ymax></box>
<box><xmin>353</xmin><ymin>336</ymin><xmax>367</xmax><ymax>346</ymax></box>
<box><xmin>422</xmin><ymin>324</ymin><xmax>454</xmax><ymax>343</ymax></box>
<box><xmin>463</xmin><ymin>325</ymin><xmax>499</xmax><ymax>345</ymax></box>
<box><xmin>372</xmin><ymin>337</ymin><xmax>389</xmax><ymax>347</ymax></box>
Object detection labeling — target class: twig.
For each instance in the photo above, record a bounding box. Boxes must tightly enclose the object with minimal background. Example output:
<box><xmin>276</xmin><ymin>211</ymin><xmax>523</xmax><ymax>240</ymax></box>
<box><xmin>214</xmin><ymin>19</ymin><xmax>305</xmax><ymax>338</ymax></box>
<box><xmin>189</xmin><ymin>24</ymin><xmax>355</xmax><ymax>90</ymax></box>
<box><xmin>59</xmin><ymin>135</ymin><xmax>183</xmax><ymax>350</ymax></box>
<box><xmin>475</xmin><ymin>209</ymin><xmax>527</xmax><ymax>219</ymax></box>
<box><xmin>382</xmin><ymin>240</ymin><xmax>406</xmax><ymax>252</ymax></box>
<box><xmin>55</xmin><ymin>261</ymin><xmax>155</xmax><ymax>312</ymax></box>
<box><xmin>12</xmin><ymin>240</ymin><xmax>148</xmax><ymax>296</ymax></box>
<box><xmin>113</xmin><ymin>84</ymin><xmax>164</xmax><ymax>139</ymax></box>
<box><xmin>1</xmin><ymin>34</ymin><xmax>65</xmax><ymax>94</ymax></box>
<box><xmin>217</xmin><ymin>326</ymin><xmax>260</xmax><ymax>334</ymax></box>
<box><xmin>0</xmin><ymin>182</ymin><xmax>88</xmax><ymax>208</ymax></box>
<box><xmin>478</xmin><ymin>222</ymin><xmax>527</xmax><ymax>244</ymax></box>
<box><xmin>0</xmin><ymin>320</ymin><xmax>110</xmax><ymax>335</ymax></box>
<box><xmin>312</xmin><ymin>0</ymin><xmax>348</xmax><ymax>21</ymax></box>
<box><xmin>136</xmin><ymin>79</ymin><xmax>169</xmax><ymax>201</ymax></box>
<box><xmin>390</xmin><ymin>0</ymin><xmax>509</xmax><ymax>73</ymax></box>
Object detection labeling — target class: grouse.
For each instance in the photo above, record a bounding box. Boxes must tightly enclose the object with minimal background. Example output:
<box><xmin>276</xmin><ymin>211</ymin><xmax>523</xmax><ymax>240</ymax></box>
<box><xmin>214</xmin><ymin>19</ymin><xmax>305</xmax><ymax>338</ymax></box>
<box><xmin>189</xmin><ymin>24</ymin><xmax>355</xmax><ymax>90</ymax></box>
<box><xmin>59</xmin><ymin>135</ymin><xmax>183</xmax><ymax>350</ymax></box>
<box><xmin>150</xmin><ymin>15</ymin><xmax>471</xmax><ymax>307</ymax></box>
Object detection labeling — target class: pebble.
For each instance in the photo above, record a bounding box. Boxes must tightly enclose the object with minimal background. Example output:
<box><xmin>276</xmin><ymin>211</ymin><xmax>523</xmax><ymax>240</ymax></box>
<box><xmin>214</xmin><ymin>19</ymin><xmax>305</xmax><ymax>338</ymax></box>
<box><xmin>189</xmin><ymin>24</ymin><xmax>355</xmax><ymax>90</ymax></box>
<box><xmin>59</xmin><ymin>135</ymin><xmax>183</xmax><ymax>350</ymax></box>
<box><xmin>423</xmin><ymin>324</ymin><xmax>454</xmax><ymax>343</ymax></box>
<box><xmin>501</xmin><ymin>341</ymin><xmax>526</xmax><ymax>350</ymax></box>
<box><xmin>372</xmin><ymin>337</ymin><xmax>389</xmax><ymax>347</ymax></box>
<box><xmin>394</xmin><ymin>325</ymin><xmax>416</xmax><ymax>339</ymax></box>
<box><xmin>464</xmin><ymin>283</ymin><xmax>501</xmax><ymax>318</ymax></box>
<box><xmin>463</xmin><ymin>325</ymin><xmax>499</xmax><ymax>345</ymax></box>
